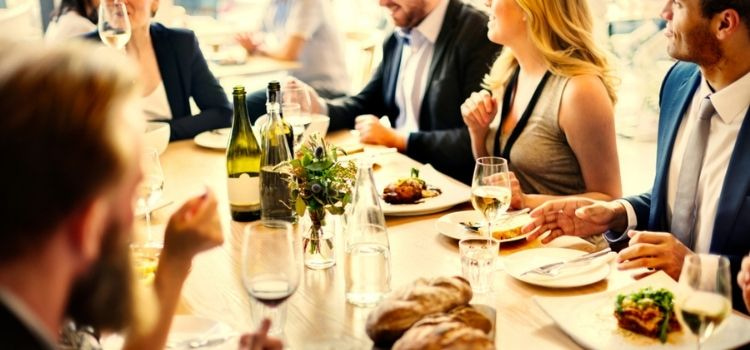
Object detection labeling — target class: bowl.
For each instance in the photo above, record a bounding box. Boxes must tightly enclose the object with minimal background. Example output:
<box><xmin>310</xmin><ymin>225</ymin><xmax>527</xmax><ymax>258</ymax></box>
<box><xmin>144</xmin><ymin>121</ymin><xmax>170</xmax><ymax>155</ymax></box>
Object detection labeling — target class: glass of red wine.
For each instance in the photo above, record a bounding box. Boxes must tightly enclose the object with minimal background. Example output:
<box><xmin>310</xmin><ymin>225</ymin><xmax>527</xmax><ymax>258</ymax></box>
<box><xmin>241</xmin><ymin>220</ymin><xmax>300</xmax><ymax>336</ymax></box>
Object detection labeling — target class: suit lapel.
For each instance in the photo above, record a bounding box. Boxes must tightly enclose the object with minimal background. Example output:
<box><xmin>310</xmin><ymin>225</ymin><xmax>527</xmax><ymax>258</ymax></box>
<box><xmin>150</xmin><ymin>24</ymin><xmax>183</xmax><ymax>119</ymax></box>
<box><xmin>711</xmin><ymin>108</ymin><xmax>750</xmax><ymax>251</ymax></box>
<box><xmin>650</xmin><ymin>67</ymin><xmax>701</xmax><ymax>229</ymax></box>
<box><xmin>418</xmin><ymin>0</ymin><xmax>458</xmax><ymax>126</ymax></box>
<box><xmin>384</xmin><ymin>36</ymin><xmax>404</xmax><ymax>111</ymax></box>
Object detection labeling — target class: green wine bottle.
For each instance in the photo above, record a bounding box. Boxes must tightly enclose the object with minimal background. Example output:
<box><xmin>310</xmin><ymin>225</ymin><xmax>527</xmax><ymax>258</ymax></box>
<box><xmin>260</xmin><ymin>81</ymin><xmax>295</xmax><ymax>223</ymax></box>
<box><xmin>226</xmin><ymin>86</ymin><xmax>261</xmax><ymax>222</ymax></box>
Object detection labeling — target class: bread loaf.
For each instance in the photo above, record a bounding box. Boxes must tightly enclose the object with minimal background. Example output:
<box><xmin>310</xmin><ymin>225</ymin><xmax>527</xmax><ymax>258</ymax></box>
<box><xmin>392</xmin><ymin>320</ymin><xmax>495</xmax><ymax>350</ymax></box>
<box><xmin>365</xmin><ymin>276</ymin><xmax>473</xmax><ymax>346</ymax></box>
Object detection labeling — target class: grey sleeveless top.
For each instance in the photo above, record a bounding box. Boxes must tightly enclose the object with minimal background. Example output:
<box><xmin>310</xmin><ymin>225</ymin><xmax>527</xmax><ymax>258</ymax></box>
<box><xmin>485</xmin><ymin>74</ymin><xmax>586</xmax><ymax>196</ymax></box>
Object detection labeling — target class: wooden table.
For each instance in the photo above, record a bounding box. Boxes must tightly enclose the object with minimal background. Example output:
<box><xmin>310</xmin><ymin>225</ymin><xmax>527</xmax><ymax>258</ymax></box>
<box><xmin>146</xmin><ymin>133</ymin><xmax>641</xmax><ymax>349</ymax></box>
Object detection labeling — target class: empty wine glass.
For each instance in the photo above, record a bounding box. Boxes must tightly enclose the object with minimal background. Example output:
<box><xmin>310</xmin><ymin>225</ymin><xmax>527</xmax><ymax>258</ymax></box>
<box><xmin>281</xmin><ymin>86</ymin><xmax>312</xmax><ymax>147</ymax></box>
<box><xmin>98</xmin><ymin>0</ymin><xmax>131</xmax><ymax>50</ymax></box>
<box><xmin>241</xmin><ymin>220</ymin><xmax>300</xmax><ymax>336</ymax></box>
<box><xmin>676</xmin><ymin>254</ymin><xmax>732</xmax><ymax>350</ymax></box>
<box><xmin>471</xmin><ymin>157</ymin><xmax>511</xmax><ymax>241</ymax></box>
<box><xmin>135</xmin><ymin>148</ymin><xmax>165</xmax><ymax>250</ymax></box>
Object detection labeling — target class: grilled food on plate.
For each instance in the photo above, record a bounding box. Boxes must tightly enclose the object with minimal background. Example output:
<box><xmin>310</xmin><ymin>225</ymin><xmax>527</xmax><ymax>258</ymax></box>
<box><xmin>614</xmin><ymin>287</ymin><xmax>681</xmax><ymax>343</ymax></box>
<box><xmin>383</xmin><ymin>168</ymin><xmax>442</xmax><ymax>204</ymax></box>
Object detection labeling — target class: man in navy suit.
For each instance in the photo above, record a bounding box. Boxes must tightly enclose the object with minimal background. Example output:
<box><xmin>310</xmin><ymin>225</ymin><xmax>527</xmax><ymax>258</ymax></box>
<box><xmin>523</xmin><ymin>0</ymin><xmax>750</xmax><ymax>312</ymax></box>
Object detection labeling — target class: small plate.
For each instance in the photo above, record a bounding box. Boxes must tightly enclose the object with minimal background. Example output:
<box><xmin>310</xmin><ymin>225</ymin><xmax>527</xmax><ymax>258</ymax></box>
<box><xmin>377</xmin><ymin>164</ymin><xmax>470</xmax><ymax>217</ymax></box>
<box><xmin>194</xmin><ymin>128</ymin><xmax>231</xmax><ymax>150</ymax></box>
<box><xmin>504</xmin><ymin>247</ymin><xmax>612</xmax><ymax>288</ymax></box>
<box><xmin>434</xmin><ymin>210</ymin><xmax>532</xmax><ymax>243</ymax></box>
<box><xmin>535</xmin><ymin>271</ymin><xmax>750</xmax><ymax>350</ymax></box>
<box><xmin>102</xmin><ymin>315</ymin><xmax>237</xmax><ymax>350</ymax></box>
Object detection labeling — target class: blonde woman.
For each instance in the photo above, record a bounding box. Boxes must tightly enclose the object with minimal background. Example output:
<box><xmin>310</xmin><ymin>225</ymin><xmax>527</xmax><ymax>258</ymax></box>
<box><xmin>462</xmin><ymin>0</ymin><xmax>621</xmax><ymax>210</ymax></box>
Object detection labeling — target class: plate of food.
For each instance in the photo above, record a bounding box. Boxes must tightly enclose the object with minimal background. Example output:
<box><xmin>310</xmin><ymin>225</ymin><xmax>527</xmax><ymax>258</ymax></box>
<box><xmin>534</xmin><ymin>271</ymin><xmax>750</xmax><ymax>349</ymax></box>
<box><xmin>434</xmin><ymin>210</ymin><xmax>532</xmax><ymax>243</ymax></box>
<box><xmin>194</xmin><ymin>128</ymin><xmax>231</xmax><ymax>150</ymax></box>
<box><xmin>378</xmin><ymin>165</ymin><xmax>470</xmax><ymax>216</ymax></box>
<box><xmin>504</xmin><ymin>247</ymin><xmax>613</xmax><ymax>288</ymax></box>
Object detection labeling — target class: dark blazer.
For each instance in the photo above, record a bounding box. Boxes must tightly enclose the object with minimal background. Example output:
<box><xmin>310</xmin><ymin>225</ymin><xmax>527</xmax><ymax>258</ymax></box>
<box><xmin>325</xmin><ymin>0</ymin><xmax>501</xmax><ymax>184</ymax></box>
<box><xmin>85</xmin><ymin>23</ymin><xmax>231</xmax><ymax>140</ymax></box>
<box><xmin>0</xmin><ymin>300</ymin><xmax>51</xmax><ymax>350</ymax></box>
<box><xmin>610</xmin><ymin>62</ymin><xmax>750</xmax><ymax>312</ymax></box>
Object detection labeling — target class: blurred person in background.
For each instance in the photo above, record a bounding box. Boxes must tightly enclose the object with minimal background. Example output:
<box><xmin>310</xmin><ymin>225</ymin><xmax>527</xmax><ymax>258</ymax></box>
<box><xmin>291</xmin><ymin>0</ymin><xmax>502</xmax><ymax>184</ymax></box>
<box><xmin>45</xmin><ymin>0</ymin><xmax>99</xmax><ymax>41</ymax></box>
<box><xmin>0</xmin><ymin>40</ymin><xmax>279</xmax><ymax>349</ymax></box>
<box><xmin>738</xmin><ymin>255</ymin><xmax>750</xmax><ymax>313</ymax></box>
<box><xmin>237</xmin><ymin>0</ymin><xmax>350</xmax><ymax>99</ymax></box>
<box><xmin>523</xmin><ymin>0</ymin><xmax>750</xmax><ymax>313</ymax></box>
<box><xmin>85</xmin><ymin>0</ymin><xmax>231</xmax><ymax>141</ymax></box>
<box><xmin>461</xmin><ymin>0</ymin><xmax>621</xmax><ymax>211</ymax></box>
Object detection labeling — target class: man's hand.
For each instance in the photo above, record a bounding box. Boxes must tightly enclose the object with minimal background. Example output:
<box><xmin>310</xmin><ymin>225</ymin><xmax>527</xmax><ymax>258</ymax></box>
<box><xmin>617</xmin><ymin>231</ymin><xmax>693</xmax><ymax>280</ymax></box>
<box><xmin>235</xmin><ymin>32</ymin><xmax>262</xmax><ymax>55</ymax></box>
<box><xmin>737</xmin><ymin>255</ymin><xmax>750</xmax><ymax>311</ymax></box>
<box><xmin>354</xmin><ymin>115</ymin><xmax>406</xmax><ymax>151</ymax></box>
<box><xmin>162</xmin><ymin>188</ymin><xmax>224</xmax><ymax>262</ymax></box>
<box><xmin>522</xmin><ymin>198</ymin><xmax>626</xmax><ymax>243</ymax></box>
<box><xmin>284</xmin><ymin>78</ymin><xmax>324</xmax><ymax>114</ymax></box>
<box><xmin>238</xmin><ymin>319</ymin><xmax>283</xmax><ymax>350</ymax></box>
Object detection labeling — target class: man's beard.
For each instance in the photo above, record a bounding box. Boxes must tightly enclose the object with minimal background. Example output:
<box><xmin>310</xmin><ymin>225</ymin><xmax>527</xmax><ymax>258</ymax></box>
<box><xmin>670</xmin><ymin>23</ymin><xmax>722</xmax><ymax>67</ymax></box>
<box><xmin>65</xmin><ymin>220</ymin><xmax>135</xmax><ymax>332</ymax></box>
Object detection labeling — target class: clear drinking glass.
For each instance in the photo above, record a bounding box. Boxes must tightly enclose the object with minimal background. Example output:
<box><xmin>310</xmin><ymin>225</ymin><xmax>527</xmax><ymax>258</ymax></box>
<box><xmin>98</xmin><ymin>0</ymin><xmax>131</xmax><ymax>50</ymax></box>
<box><xmin>281</xmin><ymin>86</ymin><xmax>312</xmax><ymax>147</ymax></box>
<box><xmin>345</xmin><ymin>223</ymin><xmax>391</xmax><ymax>306</ymax></box>
<box><xmin>241</xmin><ymin>220</ymin><xmax>300</xmax><ymax>336</ymax></box>
<box><xmin>135</xmin><ymin>147</ymin><xmax>164</xmax><ymax>250</ymax></box>
<box><xmin>459</xmin><ymin>238</ymin><xmax>497</xmax><ymax>293</ymax></box>
<box><xmin>676</xmin><ymin>254</ymin><xmax>732</xmax><ymax>350</ymax></box>
<box><xmin>470</xmin><ymin>157</ymin><xmax>511</xmax><ymax>240</ymax></box>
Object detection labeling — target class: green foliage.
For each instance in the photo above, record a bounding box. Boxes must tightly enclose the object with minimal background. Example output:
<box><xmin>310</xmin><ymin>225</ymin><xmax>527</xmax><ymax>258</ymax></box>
<box><xmin>614</xmin><ymin>287</ymin><xmax>676</xmax><ymax>343</ymax></box>
<box><xmin>284</xmin><ymin>134</ymin><xmax>356</xmax><ymax>219</ymax></box>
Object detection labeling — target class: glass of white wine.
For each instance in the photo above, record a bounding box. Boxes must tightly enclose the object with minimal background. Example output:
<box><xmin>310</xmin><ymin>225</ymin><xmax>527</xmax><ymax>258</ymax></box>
<box><xmin>281</xmin><ymin>86</ymin><xmax>313</xmax><ymax>148</ymax></box>
<box><xmin>676</xmin><ymin>254</ymin><xmax>732</xmax><ymax>350</ymax></box>
<box><xmin>135</xmin><ymin>148</ymin><xmax>165</xmax><ymax>250</ymax></box>
<box><xmin>98</xmin><ymin>0</ymin><xmax>131</xmax><ymax>50</ymax></box>
<box><xmin>471</xmin><ymin>157</ymin><xmax>511</xmax><ymax>241</ymax></box>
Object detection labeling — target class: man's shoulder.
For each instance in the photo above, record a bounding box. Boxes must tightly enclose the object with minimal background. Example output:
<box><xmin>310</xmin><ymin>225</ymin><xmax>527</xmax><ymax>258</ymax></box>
<box><xmin>444</xmin><ymin>0</ymin><xmax>492</xmax><ymax>43</ymax></box>
<box><xmin>664</xmin><ymin>61</ymin><xmax>700</xmax><ymax>84</ymax></box>
<box><xmin>150</xmin><ymin>23</ymin><xmax>198</xmax><ymax>48</ymax></box>
<box><xmin>0</xmin><ymin>302</ymin><xmax>51</xmax><ymax>350</ymax></box>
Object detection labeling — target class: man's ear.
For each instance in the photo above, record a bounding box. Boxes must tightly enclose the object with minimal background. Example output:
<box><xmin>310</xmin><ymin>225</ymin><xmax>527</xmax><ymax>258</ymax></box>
<box><xmin>66</xmin><ymin>197</ymin><xmax>109</xmax><ymax>267</ymax></box>
<box><xmin>714</xmin><ymin>9</ymin><xmax>742</xmax><ymax>41</ymax></box>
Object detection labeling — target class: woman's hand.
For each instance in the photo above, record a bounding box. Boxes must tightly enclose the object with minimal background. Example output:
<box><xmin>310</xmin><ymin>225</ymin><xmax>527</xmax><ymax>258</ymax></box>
<box><xmin>162</xmin><ymin>188</ymin><xmax>224</xmax><ymax>263</ymax></box>
<box><xmin>461</xmin><ymin>90</ymin><xmax>496</xmax><ymax>141</ymax></box>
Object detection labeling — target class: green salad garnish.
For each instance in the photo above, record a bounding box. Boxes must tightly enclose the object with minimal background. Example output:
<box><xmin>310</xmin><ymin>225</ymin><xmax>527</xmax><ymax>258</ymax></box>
<box><xmin>615</xmin><ymin>287</ymin><xmax>675</xmax><ymax>343</ymax></box>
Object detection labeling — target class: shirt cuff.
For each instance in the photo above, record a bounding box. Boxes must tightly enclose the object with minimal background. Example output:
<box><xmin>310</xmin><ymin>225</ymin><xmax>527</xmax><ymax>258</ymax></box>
<box><xmin>616</xmin><ymin>199</ymin><xmax>638</xmax><ymax>232</ymax></box>
<box><xmin>318</xmin><ymin>97</ymin><xmax>329</xmax><ymax>116</ymax></box>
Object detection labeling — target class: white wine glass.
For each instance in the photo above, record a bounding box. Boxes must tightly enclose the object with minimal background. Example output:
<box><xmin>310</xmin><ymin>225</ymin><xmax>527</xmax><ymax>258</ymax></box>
<box><xmin>98</xmin><ymin>0</ymin><xmax>131</xmax><ymax>50</ymax></box>
<box><xmin>471</xmin><ymin>157</ymin><xmax>511</xmax><ymax>241</ymax></box>
<box><xmin>676</xmin><ymin>254</ymin><xmax>732</xmax><ymax>350</ymax></box>
<box><xmin>241</xmin><ymin>220</ymin><xmax>300</xmax><ymax>336</ymax></box>
<box><xmin>135</xmin><ymin>148</ymin><xmax>165</xmax><ymax>250</ymax></box>
<box><xmin>281</xmin><ymin>86</ymin><xmax>313</xmax><ymax>148</ymax></box>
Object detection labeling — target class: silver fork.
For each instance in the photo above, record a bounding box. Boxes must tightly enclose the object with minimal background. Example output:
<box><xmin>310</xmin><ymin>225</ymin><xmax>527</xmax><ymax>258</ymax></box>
<box><xmin>520</xmin><ymin>247</ymin><xmax>612</xmax><ymax>277</ymax></box>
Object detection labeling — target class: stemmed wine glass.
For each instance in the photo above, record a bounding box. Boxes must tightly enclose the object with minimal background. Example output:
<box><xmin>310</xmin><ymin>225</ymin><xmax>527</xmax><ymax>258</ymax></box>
<box><xmin>241</xmin><ymin>220</ymin><xmax>300</xmax><ymax>336</ymax></box>
<box><xmin>98</xmin><ymin>0</ymin><xmax>131</xmax><ymax>50</ymax></box>
<box><xmin>471</xmin><ymin>157</ymin><xmax>511</xmax><ymax>241</ymax></box>
<box><xmin>135</xmin><ymin>148</ymin><xmax>165</xmax><ymax>250</ymax></box>
<box><xmin>281</xmin><ymin>86</ymin><xmax>313</xmax><ymax>148</ymax></box>
<box><xmin>676</xmin><ymin>254</ymin><xmax>732</xmax><ymax>350</ymax></box>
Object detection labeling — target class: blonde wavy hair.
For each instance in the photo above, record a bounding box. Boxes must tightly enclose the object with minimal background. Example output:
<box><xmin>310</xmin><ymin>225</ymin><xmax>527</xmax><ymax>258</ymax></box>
<box><xmin>484</xmin><ymin>0</ymin><xmax>617</xmax><ymax>104</ymax></box>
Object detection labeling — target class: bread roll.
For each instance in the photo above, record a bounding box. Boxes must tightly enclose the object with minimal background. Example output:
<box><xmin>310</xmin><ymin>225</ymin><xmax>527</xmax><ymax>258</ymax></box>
<box><xmin>365</xmin><ymin>276</ymin><xmax>473</xmax><ymax>346</ymax></box>
<box><xmin>392</xmin><ymin>320</ymin><xmax>495</xmax><ymax>350</ymax></box>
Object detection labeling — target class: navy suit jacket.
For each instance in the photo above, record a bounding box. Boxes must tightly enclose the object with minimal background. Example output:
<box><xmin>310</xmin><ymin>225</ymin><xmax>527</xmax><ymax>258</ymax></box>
<box><xmin>325</xmin><ymin>0</ymin><xmax>502</xmax><ymax>184</ymax></box>
<box><xmin>0</xmin><ymin>301</ymin><xmax>50</xmax><ymax>350</ymax></box>
<box><xmin>86</xmin><ymin>23</ymin><xmax>231</xmax><ymax>140</ymax></box>
<box><xmin>613</xmin><ymin>62</ymin><xmax>750</xmax><ymax>312</ymax></box>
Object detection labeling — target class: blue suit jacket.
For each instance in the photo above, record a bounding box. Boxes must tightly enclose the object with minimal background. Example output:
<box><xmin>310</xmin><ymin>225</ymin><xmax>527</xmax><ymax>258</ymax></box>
<box><xmin>86</xmin><ymin>23</ymin><xmax>231</xmax><ymax>140</ymax></box>
<box><xmin>615</xmin><ymin>62</ymin><xmax>750</xmax><ymax>312</ymax></box>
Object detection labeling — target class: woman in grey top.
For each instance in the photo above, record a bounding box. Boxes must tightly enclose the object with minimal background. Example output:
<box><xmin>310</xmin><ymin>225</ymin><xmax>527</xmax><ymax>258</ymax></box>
<box><xmin>462</xmin><ymin>0</ymin><xmax>621</xmax><ymax>210</ymax></box>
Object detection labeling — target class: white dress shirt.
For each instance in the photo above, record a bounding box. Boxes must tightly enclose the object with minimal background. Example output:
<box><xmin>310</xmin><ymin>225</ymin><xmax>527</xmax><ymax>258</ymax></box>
<box><xmin>393</xmin><ymin>0</ymin><xmax>448</xmax><ymax>134</ymax></box>
<box><xmin>621</xmin><ymin>70</ymin><xmax>750</xmax><ymax>253</ymax></box>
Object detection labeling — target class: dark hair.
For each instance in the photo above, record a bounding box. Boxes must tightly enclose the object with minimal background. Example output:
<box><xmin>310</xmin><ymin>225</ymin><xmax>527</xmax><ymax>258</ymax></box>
<box><xmin>0</xmin><ymin>40</ymin><xmax>135</xmax><ymax>262</ymax></box>
<box><xmin>51</xmin><ymin>0</ymin><xmax>98</xmax><ymax>24</ymax></box>
<box><xmin>700</xmin><ymin>0</ymin><xmax>750</xmax><ymax>28</ymax></box>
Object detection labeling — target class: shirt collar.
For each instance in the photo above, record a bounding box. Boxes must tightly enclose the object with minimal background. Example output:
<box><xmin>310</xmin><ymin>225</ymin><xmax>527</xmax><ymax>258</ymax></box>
<box><xmin>397</xmin><ymin>0</ymin><xmax>448</xmax><ymax>45</ymax></box>
<box><xmin>0</xmin><ymin>288</ymin><xmax>57</xmax><ymax>349</ymax></box>
<box><xmin>701</xmin><ymin>70</ymin><xmax>750</xmax><ymax>124</ymax></box>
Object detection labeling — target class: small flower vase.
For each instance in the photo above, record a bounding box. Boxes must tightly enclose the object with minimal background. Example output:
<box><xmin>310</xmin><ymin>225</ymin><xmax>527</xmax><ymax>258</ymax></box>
<box><xmin>302</xmin><ymin>208</ymin><xmax>336</xmax><ymax>270</ymax></box>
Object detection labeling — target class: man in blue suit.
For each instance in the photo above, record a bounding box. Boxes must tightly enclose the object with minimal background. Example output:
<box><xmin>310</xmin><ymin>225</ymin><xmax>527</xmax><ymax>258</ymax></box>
<box><xmin>523</xmin><ymin>0</ymin><xmax>750</xmax><ymax>312</ymax></box>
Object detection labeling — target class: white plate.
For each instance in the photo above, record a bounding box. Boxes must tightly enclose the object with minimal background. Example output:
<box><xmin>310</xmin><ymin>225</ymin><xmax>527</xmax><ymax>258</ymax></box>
<box><xmin>434</xmin><ymin>210</ymin><xmax>532</xmax><ymax>243</ymax></box>
<box><xmin>194</xmin><ymin>128</ymin><xmax>231</xmax><ymax>150</ymax></box>
<box><xmin>534</xmin><ymin>271</ymin><xmax>750</xmax><ymax>350</ymax></box>
<box><xmin>102</xmin><ymin>315</ymin><xmax>237</xmax><ymax>350</ymax></box>
<box><xmin>504</xmin><ymin>247</ymin><xmax>612</xmax><ymax>288</ymax></box>
<box><xmin>378</xmin><ymin>164</ymin><xmax>470</xmax><ymax>216</ymax></box>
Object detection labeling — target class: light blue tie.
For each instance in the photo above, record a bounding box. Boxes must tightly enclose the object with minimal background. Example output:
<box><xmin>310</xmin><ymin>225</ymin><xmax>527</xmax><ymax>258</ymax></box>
<box><xmin>670</xmin><ymin>96</ymin><xmax>716</xmax><ymax>249</ymax></box>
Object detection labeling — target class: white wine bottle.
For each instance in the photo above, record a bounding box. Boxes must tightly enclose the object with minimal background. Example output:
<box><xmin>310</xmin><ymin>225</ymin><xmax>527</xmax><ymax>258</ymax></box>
<box><xmin>226</xmin><ymin>86</ymin><xmax>261</xmax><ymax>222</ymax></box>
<box><xmin>260</xmin><ymin>81</ymin><xmax>295</xmax><ymax>223</ymax></box>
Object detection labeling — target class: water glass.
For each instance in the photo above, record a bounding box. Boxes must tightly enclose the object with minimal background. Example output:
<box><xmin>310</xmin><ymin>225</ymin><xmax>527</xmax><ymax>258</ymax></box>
<box><xmin>459</xmin><ymin>238</ymin><xmax>498</xmax><ymax>293</ymax></box>
<box><xmin>345</xmin><ymin>223</ymin><xmax>391</xmax><ymax>306</ymax></box>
